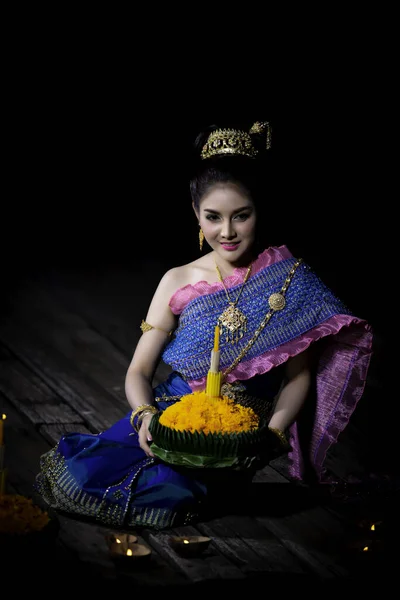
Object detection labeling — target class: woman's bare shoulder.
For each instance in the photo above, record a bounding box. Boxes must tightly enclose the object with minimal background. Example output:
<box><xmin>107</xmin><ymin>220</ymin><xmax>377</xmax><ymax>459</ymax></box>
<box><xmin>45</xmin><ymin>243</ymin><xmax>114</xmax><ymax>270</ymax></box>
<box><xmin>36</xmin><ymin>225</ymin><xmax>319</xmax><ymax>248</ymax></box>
<box><xmin>158</xmin><ymin>254</ymin><xmax>218</xmax><ymax>296</ymax></box>
<box><xmin>146</xmin><ymin>254</ymin><xmax>218</xmax><ymax>328</ymax></box>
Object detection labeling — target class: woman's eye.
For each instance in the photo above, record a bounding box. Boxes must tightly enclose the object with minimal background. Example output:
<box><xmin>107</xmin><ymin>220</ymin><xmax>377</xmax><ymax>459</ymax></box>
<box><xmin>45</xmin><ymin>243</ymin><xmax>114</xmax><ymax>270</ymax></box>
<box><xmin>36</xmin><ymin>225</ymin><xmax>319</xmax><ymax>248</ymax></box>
<box><xmin>205</xmin><ymin>213</ymin><xmax>250</xmax><ymax>222</ymax></box>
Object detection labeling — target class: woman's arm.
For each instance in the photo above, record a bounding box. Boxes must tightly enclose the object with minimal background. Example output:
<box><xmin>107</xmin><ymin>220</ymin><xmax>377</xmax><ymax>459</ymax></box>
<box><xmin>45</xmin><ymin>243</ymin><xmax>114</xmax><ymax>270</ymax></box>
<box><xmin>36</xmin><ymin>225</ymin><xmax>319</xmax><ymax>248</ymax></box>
<box><xmin>267</xmin><ymin>349</ymin><xmax>311</xmax><ymax>433</ymax></box>
<box><xmin>125</xmin><ymin>268</ymin><xmax>178</xmax><ymax>456</ymax></box>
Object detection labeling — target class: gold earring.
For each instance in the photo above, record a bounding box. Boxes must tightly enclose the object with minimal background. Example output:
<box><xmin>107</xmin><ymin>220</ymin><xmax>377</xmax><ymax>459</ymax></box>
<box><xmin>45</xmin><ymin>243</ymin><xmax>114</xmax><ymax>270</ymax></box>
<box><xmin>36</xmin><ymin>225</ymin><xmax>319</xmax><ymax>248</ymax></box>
<box><xmin>199</xmin><ymin>227</ymin><xmax>204</xmax><ymax>251</ymax></box>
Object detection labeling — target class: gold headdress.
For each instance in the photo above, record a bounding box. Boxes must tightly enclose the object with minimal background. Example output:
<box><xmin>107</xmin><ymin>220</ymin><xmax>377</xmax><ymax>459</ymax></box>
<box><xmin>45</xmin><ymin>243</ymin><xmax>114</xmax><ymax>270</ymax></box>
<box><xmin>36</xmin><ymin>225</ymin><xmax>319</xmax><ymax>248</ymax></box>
<box><xmin>201</xmin><ymin>121</ymin><xmax>271</xmax><ymax>160</ymax></box>
<box><xmin>249</xmin><ymin>121</ymin><xmax>272</xmax><ymax>149</ymax></box>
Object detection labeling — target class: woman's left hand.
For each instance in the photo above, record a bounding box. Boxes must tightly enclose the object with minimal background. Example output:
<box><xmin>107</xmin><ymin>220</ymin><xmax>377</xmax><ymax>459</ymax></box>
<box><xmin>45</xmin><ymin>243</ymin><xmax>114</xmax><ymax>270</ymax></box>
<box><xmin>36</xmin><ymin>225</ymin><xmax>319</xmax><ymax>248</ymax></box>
<box><xmin>138</xmin><ymin>413</ymin><xmax>155</xmax><ymax>458</ymax></box>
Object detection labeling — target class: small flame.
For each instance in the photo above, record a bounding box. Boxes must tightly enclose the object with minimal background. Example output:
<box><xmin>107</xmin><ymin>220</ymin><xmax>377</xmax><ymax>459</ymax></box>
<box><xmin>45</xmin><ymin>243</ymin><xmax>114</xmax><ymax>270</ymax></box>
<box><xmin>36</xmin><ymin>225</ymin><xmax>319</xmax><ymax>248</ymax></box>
<box><xmin>183</xmin><ymin>539</ymin><xmax>190</xmax><ymax>544</ymax></box>
<box><xmin>115</xmin><ymin>538</ymin><xmax>122</xmax><ymax>544</ymax></box>
<box><xmin>126</xmin><ymin>549</ymin><xmax>133</xmax><ymax>556</ymax></box>
<box><xmin>1</xmin><ymin>414</ymin><xmax>6</xmax><ymax>421</ymax></box>
<box><xmin>370</xmin><ymin>524</ymin><xmax>375</xmax><ymax>531</ymax></box>
<box><xmin>363</xmin><ymin>546</ymin><xmax>369</xmax><ymax>552</ymax></box>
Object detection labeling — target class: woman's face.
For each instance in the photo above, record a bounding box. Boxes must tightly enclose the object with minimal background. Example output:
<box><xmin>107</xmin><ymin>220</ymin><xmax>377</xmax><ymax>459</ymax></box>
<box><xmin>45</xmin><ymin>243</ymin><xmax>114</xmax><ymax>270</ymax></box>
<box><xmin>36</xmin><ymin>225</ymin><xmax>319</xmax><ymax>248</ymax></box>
<box><xmin>196</xmin><ymin>183</ymin><xmax>257</xmax><ymax>266</ymax></box>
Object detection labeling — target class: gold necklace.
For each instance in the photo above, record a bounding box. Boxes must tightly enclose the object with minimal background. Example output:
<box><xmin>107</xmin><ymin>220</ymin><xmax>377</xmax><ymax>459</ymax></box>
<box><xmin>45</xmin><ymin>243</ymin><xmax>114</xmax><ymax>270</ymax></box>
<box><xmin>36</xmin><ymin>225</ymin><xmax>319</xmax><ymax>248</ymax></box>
<box><xmin>214</xmin><ymin>258</ymin><xmax>252</xmax><ymax>344</ymax></box>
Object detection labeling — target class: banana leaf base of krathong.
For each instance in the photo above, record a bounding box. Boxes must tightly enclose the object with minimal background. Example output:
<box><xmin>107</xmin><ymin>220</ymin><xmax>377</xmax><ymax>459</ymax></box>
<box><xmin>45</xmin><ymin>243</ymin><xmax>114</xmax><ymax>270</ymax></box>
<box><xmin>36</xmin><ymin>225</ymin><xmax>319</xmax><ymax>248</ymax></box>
<box><xmin>150</xmin><ymin>443</ymin><xmax>261</xmax><ymax>469</ymax></box>
<box><xmin>149</xmin><ymin>413</ymin><xmax>269</xmax><ymax>470</ymax></box>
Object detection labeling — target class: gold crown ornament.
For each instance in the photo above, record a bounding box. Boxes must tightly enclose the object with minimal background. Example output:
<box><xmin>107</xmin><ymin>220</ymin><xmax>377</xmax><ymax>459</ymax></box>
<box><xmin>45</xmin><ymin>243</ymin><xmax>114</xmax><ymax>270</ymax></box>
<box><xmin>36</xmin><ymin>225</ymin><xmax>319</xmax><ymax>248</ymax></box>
<box><xmin>201</xmin><ymin>122</ymin><xmax>272</xmax><ymax>160</ymax></box>
<box><xmin>249</xmin><ymin>121</ymin><xmax>272</xmax><ymax>149</ymax></box>
<box><xmin>201</xmin><ymin>128</ymin><xmax>257</xmax><ymax>160</ymax></box>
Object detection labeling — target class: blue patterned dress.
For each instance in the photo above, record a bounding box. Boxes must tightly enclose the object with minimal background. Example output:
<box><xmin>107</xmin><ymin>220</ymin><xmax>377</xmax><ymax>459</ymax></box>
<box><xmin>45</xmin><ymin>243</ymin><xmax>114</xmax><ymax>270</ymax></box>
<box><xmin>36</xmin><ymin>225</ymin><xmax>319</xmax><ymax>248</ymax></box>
<box><xmin>35</xmin><ymin>247</ymin><xmax>373</xmax><ymax>529</ymax></box>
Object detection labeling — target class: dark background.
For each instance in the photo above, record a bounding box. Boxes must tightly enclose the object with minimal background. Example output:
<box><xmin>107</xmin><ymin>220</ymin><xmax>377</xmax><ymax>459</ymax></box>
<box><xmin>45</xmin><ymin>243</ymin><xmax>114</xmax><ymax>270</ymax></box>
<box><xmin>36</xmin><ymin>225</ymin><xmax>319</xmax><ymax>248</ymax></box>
<box><xmin>5</xmin><ymin>99</ymin><xmax>390</xmax><ymax>331</ymax></box>
<box><xmin>3</xmin><ymin>24</ymin><xmax>394</xmax><ymax>342</ymax></box>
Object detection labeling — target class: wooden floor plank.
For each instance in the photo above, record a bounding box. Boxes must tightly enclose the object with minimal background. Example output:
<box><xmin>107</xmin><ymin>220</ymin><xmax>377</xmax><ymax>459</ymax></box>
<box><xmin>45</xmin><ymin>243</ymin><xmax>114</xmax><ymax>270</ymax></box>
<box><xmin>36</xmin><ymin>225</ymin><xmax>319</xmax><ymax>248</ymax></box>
<box><xmin>0</xmin><ymin>318</ymin><xmax>125</xmax><ymax>432</ymax></box>
<box><xmin>2</xmin><ymin>285</ymin><xmax>130</xmax><ymax>406</ymax></box>
<box><xmin>36</xmin><ymin>266</ymin><xmax>173</xmax><ymax>384</ymax></box>
<box><xmin>0</xmin><ymin>344</ymin><xmax>85</xmax><ymax>426</ymax></box>
<box><xmin>142</xmin><ymin>525</ymin><xmax>246</xmax><ymax>583</ymax></box>
<box><xmin>195</xmin><ymin>514</ymin><xmax>307</xmax><ymax>576</ymax></box>
<box><xmin>245</xmin><ymin>469</ymin><xmax>350</xmax><ymax>577</ymax></box>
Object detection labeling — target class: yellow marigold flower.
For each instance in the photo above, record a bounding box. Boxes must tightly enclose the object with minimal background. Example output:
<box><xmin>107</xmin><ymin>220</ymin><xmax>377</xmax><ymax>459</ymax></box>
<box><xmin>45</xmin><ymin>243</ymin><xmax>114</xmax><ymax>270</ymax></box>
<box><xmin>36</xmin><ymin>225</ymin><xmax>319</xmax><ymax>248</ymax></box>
<box><xmin>0</xmin><ymin>494</ymin><xmax>50</xmax><ymax>535</ymax></box>
<box><xmin>159</xmin><ymin>391</ymin><xmax>259</xmax><ymax>435</ymax></box>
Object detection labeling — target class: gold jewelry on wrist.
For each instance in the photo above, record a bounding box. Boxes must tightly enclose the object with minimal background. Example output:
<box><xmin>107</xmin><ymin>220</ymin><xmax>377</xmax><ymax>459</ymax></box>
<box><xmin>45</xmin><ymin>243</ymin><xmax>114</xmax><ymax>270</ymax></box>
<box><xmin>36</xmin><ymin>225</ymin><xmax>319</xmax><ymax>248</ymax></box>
<box><xmin>130</xmin><ymin>404</ymin><xmax>159</xmax><ymax>433</ymax></box>
<box><xmin>136</xmin><ymin>407</ymin><xmax>158</xmax><ymax>431</ymax></box>
<box><xmin>140</xmin><ymin>320</ymin><xmax>172</xmax><ymax>336</ymax></box>
<box><xmin>268</xmin><ymin>427</ymin><xmax>289</xmax><ymax>448</ymax></box>
<box><xmin>130</xmin><ymin>404</ymin><xmax>156</xmax><ymax>427</ymax></box>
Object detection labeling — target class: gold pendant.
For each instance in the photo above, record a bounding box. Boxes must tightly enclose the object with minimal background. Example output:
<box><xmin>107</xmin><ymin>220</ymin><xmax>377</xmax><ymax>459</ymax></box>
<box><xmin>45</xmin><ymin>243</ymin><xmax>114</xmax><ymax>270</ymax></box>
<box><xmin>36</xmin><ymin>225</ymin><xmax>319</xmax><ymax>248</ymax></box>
<box><xmin>218</xmin><ymin>303</ymin><xmax>248</xmax><ymax>344</ymax></box>
<box><xmin>268</xmin><ymin>293</ymin><xmax>286</xmax><ymax>311</ymax></box>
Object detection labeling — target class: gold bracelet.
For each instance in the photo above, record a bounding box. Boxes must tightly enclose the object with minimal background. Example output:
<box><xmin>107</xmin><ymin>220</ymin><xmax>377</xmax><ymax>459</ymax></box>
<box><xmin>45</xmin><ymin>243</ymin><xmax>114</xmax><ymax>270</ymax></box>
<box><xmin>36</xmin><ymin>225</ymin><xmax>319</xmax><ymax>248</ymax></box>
<box><xmin>130</xmin><ymin>405</ymin><xmax>159</xmax><ymax>433</ymax></box>
<box><xmin>135</xmin><ymin>407</ymin><xmax>159</xmax><ymax>432</ymax></box>
<box><xmin>130</xmin><ymin>405</ymin><xmax>156</xmax><ymax>428</ymax></box>
<box><xmin>268</xmin><ymin>427</ymin><xmax>289</xmax><ymax>448</ymax></box>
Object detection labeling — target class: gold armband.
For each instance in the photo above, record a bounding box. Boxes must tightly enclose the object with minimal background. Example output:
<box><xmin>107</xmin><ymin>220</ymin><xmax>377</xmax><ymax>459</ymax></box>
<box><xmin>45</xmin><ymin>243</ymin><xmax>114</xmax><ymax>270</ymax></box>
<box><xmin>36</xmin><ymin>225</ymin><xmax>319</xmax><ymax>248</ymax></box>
<box><xmin>268</xmin><ymin>427</ymin><xmax>289</xmax><ymax>448</ymax></box>
<box><xmin>140</xmin><ymin>320</ymin><xmax>172</xmax><ymax>336</ymax></box>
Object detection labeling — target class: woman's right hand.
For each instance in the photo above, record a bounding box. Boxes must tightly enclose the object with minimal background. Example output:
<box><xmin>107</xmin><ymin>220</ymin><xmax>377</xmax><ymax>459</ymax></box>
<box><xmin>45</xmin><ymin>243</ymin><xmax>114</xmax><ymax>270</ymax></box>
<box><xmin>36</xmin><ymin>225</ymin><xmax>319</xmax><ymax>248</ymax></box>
<box><xmin>138</xmin><ymin>413</ymin><xmax>156</xmax><ymax>458</ymax></box>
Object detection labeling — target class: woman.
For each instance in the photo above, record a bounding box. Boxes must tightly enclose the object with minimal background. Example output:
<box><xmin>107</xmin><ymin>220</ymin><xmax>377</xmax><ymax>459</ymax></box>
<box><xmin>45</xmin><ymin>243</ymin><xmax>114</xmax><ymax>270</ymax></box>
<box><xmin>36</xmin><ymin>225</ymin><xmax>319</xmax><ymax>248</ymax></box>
<box><xmin>35</xmin><ymin>121</ymin><xmax>373</xmax><ymax>529</ymax></box>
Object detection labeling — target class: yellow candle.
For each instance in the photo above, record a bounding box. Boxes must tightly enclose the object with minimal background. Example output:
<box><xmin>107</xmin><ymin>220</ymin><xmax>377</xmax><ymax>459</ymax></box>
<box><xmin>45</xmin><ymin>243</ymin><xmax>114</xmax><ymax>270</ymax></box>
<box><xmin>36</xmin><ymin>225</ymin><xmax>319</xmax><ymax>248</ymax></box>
<box><xmin>213</xmin><ymin>325</ymin><xmax>220</xmax><ymax>352</ymax></box>
<box><xmin>206</xmin><ymin>326</ymin><xmax>222</xmax><ymax>397</ymax></box>
<box><xmin>211</xmin><ymin>325</ymin><xmax>220</xmax><ymax>371</ymax></box>
<box><xmin>0</xmin><ymin>414</ymin><xmax>6</xmax><ymax>446</ymax></box>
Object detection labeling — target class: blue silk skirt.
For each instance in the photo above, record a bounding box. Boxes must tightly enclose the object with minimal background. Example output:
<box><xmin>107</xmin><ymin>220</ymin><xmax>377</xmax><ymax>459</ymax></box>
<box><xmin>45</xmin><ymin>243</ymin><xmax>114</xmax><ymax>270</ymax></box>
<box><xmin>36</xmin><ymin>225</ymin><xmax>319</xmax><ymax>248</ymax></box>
<box><xmin>35</xmin><ymin>370</ymin><xmax>283</xmax><ymax>529</ymax></box>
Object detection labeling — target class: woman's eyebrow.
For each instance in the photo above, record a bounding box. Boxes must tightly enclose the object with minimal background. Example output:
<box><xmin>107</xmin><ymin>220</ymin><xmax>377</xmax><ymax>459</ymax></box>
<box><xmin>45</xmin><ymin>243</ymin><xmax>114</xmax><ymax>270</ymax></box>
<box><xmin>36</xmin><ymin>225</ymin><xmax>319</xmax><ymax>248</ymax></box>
<box><xmin>203</xmin><ymin>206</ymin><xmax>252</xmax><ymax>215</ymax></box>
